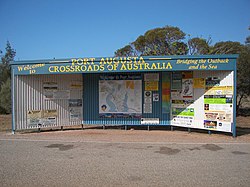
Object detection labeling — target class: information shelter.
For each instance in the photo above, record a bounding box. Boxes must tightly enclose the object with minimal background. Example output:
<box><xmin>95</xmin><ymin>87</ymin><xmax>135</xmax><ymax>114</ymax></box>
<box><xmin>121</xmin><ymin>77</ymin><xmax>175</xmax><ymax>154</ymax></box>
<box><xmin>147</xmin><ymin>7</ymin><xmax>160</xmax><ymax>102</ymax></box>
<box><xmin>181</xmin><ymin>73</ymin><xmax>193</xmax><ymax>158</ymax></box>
<box><xmin>11</xmin><ymin>55</ymin><xmax>238</xmax><ymax>136</ymax></box>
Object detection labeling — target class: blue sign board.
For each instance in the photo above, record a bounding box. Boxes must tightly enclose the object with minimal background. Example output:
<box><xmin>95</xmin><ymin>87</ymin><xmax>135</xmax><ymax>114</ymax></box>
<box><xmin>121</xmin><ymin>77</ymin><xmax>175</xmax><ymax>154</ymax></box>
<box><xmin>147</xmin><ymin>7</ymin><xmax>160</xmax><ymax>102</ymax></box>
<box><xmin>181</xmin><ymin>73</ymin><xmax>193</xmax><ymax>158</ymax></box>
<box><xmin>11</xmin><ymin>55</ymin><xmax>237</xmax><ymax>75</ymax></box>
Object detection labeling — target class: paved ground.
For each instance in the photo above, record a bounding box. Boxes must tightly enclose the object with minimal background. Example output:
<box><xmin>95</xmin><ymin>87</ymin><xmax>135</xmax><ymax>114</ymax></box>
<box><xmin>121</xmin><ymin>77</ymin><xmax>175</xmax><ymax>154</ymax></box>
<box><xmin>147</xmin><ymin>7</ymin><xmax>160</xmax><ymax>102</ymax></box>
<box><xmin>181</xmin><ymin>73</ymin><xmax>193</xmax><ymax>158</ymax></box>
<box><xmin>0</xmin><ymin>129</ymin><xmax>250</xmax><ymax>187</ymax></box>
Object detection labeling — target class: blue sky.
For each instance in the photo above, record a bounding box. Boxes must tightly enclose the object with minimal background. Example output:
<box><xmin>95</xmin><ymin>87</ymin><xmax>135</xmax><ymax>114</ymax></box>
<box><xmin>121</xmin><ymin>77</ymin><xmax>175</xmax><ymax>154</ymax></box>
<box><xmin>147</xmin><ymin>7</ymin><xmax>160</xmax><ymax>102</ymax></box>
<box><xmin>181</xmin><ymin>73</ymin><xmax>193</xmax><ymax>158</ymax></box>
<box><xmin>0</xmin><ymin>0</ymin><xmax>249</xmax><ymax>60</ymax></box>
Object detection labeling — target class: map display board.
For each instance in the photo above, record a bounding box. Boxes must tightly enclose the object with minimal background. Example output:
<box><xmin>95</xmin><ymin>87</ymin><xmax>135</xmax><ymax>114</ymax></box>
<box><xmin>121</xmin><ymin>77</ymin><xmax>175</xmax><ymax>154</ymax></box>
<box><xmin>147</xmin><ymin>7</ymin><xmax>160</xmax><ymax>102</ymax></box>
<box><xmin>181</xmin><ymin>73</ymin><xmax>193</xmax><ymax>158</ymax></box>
<box><xmin>99</xmin><ymin>74</ymin><xmax>142</xmax><ymax>118</ymax></box>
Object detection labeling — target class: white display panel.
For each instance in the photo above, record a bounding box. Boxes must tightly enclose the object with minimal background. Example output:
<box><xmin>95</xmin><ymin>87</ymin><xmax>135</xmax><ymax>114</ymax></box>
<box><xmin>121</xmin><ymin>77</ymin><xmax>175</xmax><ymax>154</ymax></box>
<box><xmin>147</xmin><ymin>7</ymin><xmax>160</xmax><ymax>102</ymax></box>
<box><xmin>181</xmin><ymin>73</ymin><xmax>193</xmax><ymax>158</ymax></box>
<box><xmin>171</xmin><ymin>71</ymin><xmax>234</xmax><ymax>133</ymax></box>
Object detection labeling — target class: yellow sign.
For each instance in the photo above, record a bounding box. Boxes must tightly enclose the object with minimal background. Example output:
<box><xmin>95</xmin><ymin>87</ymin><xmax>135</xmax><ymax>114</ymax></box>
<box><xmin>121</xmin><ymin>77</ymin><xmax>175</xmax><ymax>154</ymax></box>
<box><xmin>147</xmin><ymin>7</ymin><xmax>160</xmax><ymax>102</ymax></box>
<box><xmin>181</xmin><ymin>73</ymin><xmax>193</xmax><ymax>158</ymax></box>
<box><xmin>205</xmin><ymin>86</ymin><xmax>233</xmax><ymax>95</ymax></box>
<box><xmin>193</xmin><ymin>78</ymin><xmax>205</xmax><ymax>88</ymax></box>
<box><xmin>145</xmin><ymin>81</ymin><xmax>158</xmax><ymax>91</ymax></box>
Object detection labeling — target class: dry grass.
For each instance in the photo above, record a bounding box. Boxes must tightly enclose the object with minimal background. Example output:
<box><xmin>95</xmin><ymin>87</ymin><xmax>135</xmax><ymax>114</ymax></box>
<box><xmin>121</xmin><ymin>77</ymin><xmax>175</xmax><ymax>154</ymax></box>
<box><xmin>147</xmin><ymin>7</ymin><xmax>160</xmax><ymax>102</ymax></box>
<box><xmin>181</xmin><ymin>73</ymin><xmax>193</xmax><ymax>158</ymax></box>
<box><xmin>0</xmin><ymin>114</ymin><xmax>12</xmax><ymax>132</ymax></box>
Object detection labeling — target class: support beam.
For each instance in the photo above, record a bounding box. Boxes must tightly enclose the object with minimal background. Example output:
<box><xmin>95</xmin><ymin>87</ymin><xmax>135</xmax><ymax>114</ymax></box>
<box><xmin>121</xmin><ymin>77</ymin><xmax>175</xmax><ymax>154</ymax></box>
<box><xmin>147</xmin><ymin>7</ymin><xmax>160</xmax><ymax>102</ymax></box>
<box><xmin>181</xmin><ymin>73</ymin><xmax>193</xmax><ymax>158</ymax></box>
<box><xmin>11</xmin><ymin>68</ymin><xmax>16</xmax><ymax>135</ymax></box>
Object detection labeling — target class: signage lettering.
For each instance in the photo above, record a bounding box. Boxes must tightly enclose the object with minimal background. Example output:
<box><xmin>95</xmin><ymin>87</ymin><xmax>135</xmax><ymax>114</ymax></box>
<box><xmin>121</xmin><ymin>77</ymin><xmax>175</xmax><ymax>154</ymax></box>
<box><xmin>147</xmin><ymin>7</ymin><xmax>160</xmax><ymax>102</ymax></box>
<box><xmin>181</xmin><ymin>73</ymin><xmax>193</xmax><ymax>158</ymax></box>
<box><xmin>14</xmin><ymin>57</ymin><xmax>234</xmax><ymax>75</ymax></box>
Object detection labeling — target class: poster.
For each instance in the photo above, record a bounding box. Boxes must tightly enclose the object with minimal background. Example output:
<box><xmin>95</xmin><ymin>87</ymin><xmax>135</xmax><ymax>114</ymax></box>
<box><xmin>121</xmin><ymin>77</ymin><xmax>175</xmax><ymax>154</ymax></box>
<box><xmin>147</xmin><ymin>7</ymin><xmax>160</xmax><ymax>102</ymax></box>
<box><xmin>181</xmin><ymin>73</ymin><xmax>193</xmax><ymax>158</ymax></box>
<box><xmin>27</xmin><ymin>110</ymin><xmax>43</xmax><ymax>126</ymax></box>
<box><xmin>205</xmin><ymin>86</ymin><xmax>233</xmax><ymax>95</ymax></box>
<box><xmin>99</xmin><ymin>75</ymin><xmax>142</xmax><ymax>118</ymax></box>
<box><xmin>53</xmin><ymin>90</ymin><xmax>70</xmax><ymax>99</ymax></box>
<box><xmin>144</xmin><ymin>91</ymin><xmax>152</xmax><ymax>103</ymax></box>
<box><xmin>204</xmin><ymin>103</ymin><xmax>233</xmax><ymax>112</ymax></box>
<box><xmin>43</xmin><ymin>81</ymin><xmax>70</xmax><ymax>99</ymax></box>
<box><xmin>153</xmin><ymin>93</ymin><xmax>159</xmax><ymax>102</ymax></box>
<box><xmin>43</xmin><ymin>82</ymin><xmax>58</xmax><ymax>100</ymax></box>
<box><xmin>69</xmin><ymin>107</ymin><xmax>82</xmax><ymax>120</ymax></box>
<box><xmin>44</xmin><ymin>90</ymin><xmax>70</xmax><ymax>100</ymax></box>
<box><xmin>172</xmin><ymin>116</ymin><xmax>194</xmax><ymax>126</ymax></box>
<box><xmin>205</xmin><ymin>77</ymin><xmax>220</xmax><ymax>87</ymax></box>
<box><xmin>70</xmin><ymin>81</ymin><xmax>82</xmax><ymax>89</ymax></box>
<box><xmin>181</xmin><ymin>79</ymin><xmax>193</xmax><ymax>98</ymax></box>
<box><xmin>27</xmin><ymin>110</ymin><xmax>57</xmax><ymax>126</ymax></box>
<box><xmin>43</xmin><ymin>82</ymin><xmax>58</xmax><ymax>90</ymax></box>
<box><xmin>193</xmin><ymin>78</ymin><xmax>205</xmax><ymax>88</ymax></box>
<box><xmin>162</xmin><ymin>72</ymin><xmax>171</xmax><ymax>113</ymax></box>
<box><xmin>69</xmin><ymin>99</ymin><xmax>82</xmax><ymax>107</ymax></box>
<box><xmin>141</xmin><ymin>118</ymin><xmax>159</xmax><ymax>125</ymax></box>
<box><xmin>171</xmin><ymin>90</ymin><xmax>182</xmax><ymax>100</ymax></box>
<box><xmin>171</xmin><ymin>108</ymin><xmax>194</xmax><ymax>127</ymax></box>
<box><xmin>44</xmin><ymin>90</ymin><xmax>54</xmax><ymax>99</ymax></box>
<box><xmin>203</xmin><ymin>85</ymin><xmax>233</xmax><ymax>132</ymax></box>
<box><xmin>204</xmin><ymin>120</ymin><xmax>217</xmax><ymax>129</ymax></box>
<box><xmin>205</xmin><ymin>95</ymin><xmax>227</xmax><ymax>104</ymax></box>
<box><xmin>69</xmin><ymin>99</ymin><xmax>82</xmax><ymax>121</ymax></box>
<box><xmin>172</xmin><ymin>72</ymin><xmax>182</xmax><ymax>90</ymax></box>
<box><xmin>43</xmin><ymin>110</ymin><xmax>57</xmax><ymax>118</ymax></box>
<box><xmin>172</xmin><ymin>108</ymin><xmax>194</xmax><ymax>117</ymax></box>
<box><xmin>204</xmin><ymin>112</ymin><xmax>232</xmax><ymax>122</ymax></box>
<box><xmin>43</xmin><ymin>110</ymin><xmax>57</xmax><ymax>125</ymax></box>
<box><xmin>143</xmin><ymin>103</ymin><xmax>152</xmax><ymax>113</ymax></box>
<box><xmin>145</xmin><ymin>81</ymin><xmax>158</xmax><ymax>91</ymax></box>
<box><xmin>144</xmin><ymin>73</ymin><xmax>159</xmax><ymax>81</ymax></box>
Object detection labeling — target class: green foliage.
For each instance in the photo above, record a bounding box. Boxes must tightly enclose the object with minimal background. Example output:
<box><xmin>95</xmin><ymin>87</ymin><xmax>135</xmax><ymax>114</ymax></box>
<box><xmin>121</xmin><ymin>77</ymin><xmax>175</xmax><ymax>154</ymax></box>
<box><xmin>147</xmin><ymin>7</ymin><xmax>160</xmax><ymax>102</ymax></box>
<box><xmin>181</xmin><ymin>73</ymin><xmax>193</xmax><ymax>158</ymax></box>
<box><xmin>188</xmin><ymin>37</ymin><xmax>210</xmax><ymax>55</ymax></box>
<box><xmin>0</xmin><ymin>78</ymin><xmax>11</xmax><ymax>114</ymax></box>
<box><xmin>114</xmin><ymin>26</ymin><xmax>188</xmax><ymax>56</ymax></box>
<box><xmin>210</xmin><ymin>41</ymin><xmax>244</xmax><ymax>54</ymax></box>
<box><xmin>236</xmin><ymin>46</ymin><xmax>250</xmax><ymax>114</ymax></box>
<box><xmin>0</xmin><ymin>41</ymin><xmax>16</xmax><ymax>114</ymax></box>
<box><xmin>1</xmin><ymin>41</ymin><xmax>16</xmax><ymax>65</ymax></box>
<box><xmin>115</xmin><ymin>45</ymin><xmax>135</xmax><ymax>57</ymax></box>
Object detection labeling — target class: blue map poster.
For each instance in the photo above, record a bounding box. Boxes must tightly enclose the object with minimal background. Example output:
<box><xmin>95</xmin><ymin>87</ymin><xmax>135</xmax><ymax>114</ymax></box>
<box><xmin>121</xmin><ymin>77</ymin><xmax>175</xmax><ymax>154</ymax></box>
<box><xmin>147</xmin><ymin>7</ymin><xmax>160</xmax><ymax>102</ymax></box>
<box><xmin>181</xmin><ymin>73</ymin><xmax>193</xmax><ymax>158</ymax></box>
<box><xmin>99</xmin><ymin>75</ymin><xmax>142</xmax><ymax>118</ymax></box>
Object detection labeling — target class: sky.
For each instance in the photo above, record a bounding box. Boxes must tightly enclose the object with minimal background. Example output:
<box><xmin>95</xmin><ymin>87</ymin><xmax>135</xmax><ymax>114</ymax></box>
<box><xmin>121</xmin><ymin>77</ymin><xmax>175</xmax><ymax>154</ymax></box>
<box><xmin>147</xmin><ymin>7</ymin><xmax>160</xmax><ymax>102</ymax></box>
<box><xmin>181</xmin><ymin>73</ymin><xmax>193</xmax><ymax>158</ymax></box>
<box><xmin>0</xmin><ymin>0</ymin><xmax>249</xmax><ymax>60</ymax></box>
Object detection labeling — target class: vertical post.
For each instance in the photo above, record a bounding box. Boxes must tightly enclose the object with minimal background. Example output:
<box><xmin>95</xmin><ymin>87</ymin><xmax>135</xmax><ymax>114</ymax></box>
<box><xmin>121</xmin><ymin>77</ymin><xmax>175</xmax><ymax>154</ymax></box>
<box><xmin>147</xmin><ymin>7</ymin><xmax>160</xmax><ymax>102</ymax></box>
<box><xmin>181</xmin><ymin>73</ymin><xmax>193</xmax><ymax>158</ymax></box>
<box><xmin>188</xmin><ymin>128</ymin><xmax>191</xmax><ymax>133</ymax></box>
<box><xmin>233</xmin><ymin>67</ymin><xmax>237</xmax><ymax>137</ymax></box>
<box><xmin>171</xmin><ymin>126</ymin><xmax>174</xmax><ymax>131</ymax></box>
<box><xmin>208</xmin><ymin>130</ymin><xmax>211</xmax><ymax>135</ymax></box>
<box><xmin>61</xmin><ymin>126</ymin><xmax>63</xmax><ymax>131</ymax></box>
<box><xmin>11</xmin><ymin>67</ymin><xmax>16</xmax><ymax>135</ymax></box>
<box><xmin>125</xmin><ymin>125</ymin><xmax>127</xmax><ymax>131</ymax></box>
<box><xmin>148</xmin><ymin>125</ymin><xmax>150</xmax><ymax>131</ymax></box>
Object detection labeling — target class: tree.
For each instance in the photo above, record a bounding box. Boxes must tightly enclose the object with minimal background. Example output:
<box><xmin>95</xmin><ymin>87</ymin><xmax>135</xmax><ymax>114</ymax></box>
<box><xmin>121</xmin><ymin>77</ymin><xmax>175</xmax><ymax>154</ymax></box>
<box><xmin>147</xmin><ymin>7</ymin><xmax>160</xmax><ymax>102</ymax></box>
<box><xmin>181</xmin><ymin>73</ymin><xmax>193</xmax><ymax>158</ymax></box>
<box><xmin>0</xmin><ymin>41</ymin><xmax>16</xmax><ymax>114</ymax></box>
<box><xmin>188</xmin><ymin>37</ymin><xmax>211</xmax><ymax>55</ymax></box>
<box><xmin>246</xmin><ymin>26</ymin><xmax>250</xmax><ymax>48</ymax></box>
<box><xmin>0</xmin><ymin>78</ymin><xmax>11</xmax><ymax>114</ymax></box>
<box><xmin>0</xmin><ymin>41</ymin><xmax>16</xmax><ymax>86</ymax></box>
<box><xmin>210</xmin><ymin>41</ymin><xmax>243</xmax><ymax>54</ymax></box>
<box><xmin>237</xmin><ymin>47</ymin><xmax>250</xmax><ymax>115</ymax></box>
<box><xmin>114</xmin><ymin>26</ymin><xmax>188</xmax><ymax>56</ymax></box>
<box><xmin>114</xmin><ymin>45</ymin><xmax>135</xmax><ymax>57</ymax></box>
